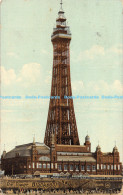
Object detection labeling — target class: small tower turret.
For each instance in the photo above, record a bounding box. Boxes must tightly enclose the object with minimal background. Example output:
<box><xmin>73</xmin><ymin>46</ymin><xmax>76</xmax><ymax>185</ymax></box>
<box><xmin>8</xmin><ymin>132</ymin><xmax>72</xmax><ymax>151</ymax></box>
<box><xmin>85</xmin><ymin>135</ymin><xmax>90</xmax><ymax>142</ymax></box>
<box><xmin>113</xmin><ymin>144</ymin><xmax>119</xmax><ymax>164</ymax></box>
<box><xmin>113</xmin><ymin>145</ymin><xmax>118</xmax><ymax>153</ymax></box>
<box><xmin>84</xmin><ymin>134</ymin><xmax>91</xmax><ymax>152</ymax></box>
<box><xmin>96</xmin><ymin>144</ymin><xmax>101</xmax><ymax>152</ymax></box>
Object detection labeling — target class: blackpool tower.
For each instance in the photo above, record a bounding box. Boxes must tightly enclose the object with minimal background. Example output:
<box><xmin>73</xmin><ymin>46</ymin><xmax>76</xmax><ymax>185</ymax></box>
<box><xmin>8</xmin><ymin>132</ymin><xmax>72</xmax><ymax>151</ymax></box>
<box><xmin>44</xmin><ymin>0</ymin><xmax>80</xmax><ymax>147</ymax></box>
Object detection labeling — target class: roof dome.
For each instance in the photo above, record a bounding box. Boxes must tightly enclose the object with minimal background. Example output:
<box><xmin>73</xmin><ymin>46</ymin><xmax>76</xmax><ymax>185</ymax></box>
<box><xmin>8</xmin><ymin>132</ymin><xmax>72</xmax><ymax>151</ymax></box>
<box><xmin>85</xmin><ymin>135</ymin><xmax>90</xmax><ymax>142</ymax></box>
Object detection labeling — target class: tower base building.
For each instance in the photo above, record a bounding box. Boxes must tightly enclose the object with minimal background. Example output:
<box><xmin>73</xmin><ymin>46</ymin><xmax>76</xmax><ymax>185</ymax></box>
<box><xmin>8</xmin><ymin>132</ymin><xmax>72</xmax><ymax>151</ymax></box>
<box><xmin>1</xmin><ymin>135</ymin><xmax>122</xmax><ymax>176</ymax></box>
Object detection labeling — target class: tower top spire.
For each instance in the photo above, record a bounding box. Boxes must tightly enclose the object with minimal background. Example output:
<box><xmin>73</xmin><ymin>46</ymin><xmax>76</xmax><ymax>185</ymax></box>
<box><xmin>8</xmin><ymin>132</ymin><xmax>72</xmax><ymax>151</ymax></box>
<box><xmin>60</xmin><ymin>0</ymin><xmax>63</xmax><ymax>9</ymax></box>
<box><xmin>59</xmin><ymin>0</ymin><xmax>64</xmax><ymax>13</ymax></box>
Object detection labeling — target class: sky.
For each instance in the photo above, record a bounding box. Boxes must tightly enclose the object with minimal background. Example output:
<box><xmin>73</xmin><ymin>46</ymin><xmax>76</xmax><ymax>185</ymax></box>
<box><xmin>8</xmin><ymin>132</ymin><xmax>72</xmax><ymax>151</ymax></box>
<box><xmin>0</xmin><ymin>0</ymin><xmax>123</xmax><ymax>162</ymax></box>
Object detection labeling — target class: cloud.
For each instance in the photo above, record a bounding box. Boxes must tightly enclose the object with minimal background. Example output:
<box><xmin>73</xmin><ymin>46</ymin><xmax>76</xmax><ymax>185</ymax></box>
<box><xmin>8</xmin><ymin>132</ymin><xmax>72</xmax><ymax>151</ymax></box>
<box><xmin>1</xmin><ymin>66</ymin><xmax>16</xmax><ymax>85</ymax></box>
<box><xmin>72</xmin><ymin>81</ymin><xmax>84</xmax><ymax>91</ymax></box>
<box><xmin>18</xmin><ymin>63</ymin><xmax>41</xmax><ymax>83</ymax></box>
<box><xmin>72</xmin><ymin>80</ymin><xmax>123</xmax><ymax>95</ymax></box>
<box><xmin>77</xmin><ymin>45</ymin><xmax>122</xmax><ymax>62</ymax></box>
<box><xmin>1</xmin><ymin>63</ymin><xmax>42</xmax><ymax>86</ymax></box>
<box><xmin>113</xmin><ymin>80</ymin><xmax>123</xmax><ymax>93</ymax></box>
<box><xmin>91</xmin><ymin>80</ymin><xmax>123</xmax><ymax>94</ymax></box>
<box><xmin>78</xmin><ymin>45</ymin><xmax>105</xmax><ymax>61</ymax></box>
<box><xmin>108</xmin><ymin>46</ymin><xmax>122</xmax><ymax>54</ymax></box>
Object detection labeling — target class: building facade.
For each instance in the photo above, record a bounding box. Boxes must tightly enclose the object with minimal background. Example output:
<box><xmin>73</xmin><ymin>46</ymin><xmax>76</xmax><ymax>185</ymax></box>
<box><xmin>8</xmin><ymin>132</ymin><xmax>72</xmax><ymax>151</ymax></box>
<box><xmin>1</xmin><ymin>135</ymin><xmax>122</xmax><ymax>175</ymax></box>
<box><xmin>1</xmin><ymin>2</ymin><xmax>122</xmax><ymax>176</ymax></box>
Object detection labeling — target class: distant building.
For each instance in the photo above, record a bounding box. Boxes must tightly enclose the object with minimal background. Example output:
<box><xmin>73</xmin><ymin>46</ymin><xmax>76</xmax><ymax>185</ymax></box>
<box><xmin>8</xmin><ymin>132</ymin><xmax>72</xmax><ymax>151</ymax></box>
<box><xmin>1</xmin><ymin>1</ymin><xmax>122</xmax><ymax>176</ymax></box>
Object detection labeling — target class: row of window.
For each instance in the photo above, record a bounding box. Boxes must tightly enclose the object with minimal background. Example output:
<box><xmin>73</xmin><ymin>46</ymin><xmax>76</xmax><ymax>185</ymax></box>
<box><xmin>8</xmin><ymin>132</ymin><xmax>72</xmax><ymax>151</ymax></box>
<box><xmin>28</xmin><ymin>163</ymin><xmax>121</xmax><ymax>171</ymax></box>
<box><xmin>58</xmin><ymin>164</ymin><xmax>96</xmax><ymax>171</ymax></box>
<box><xmin>97</xmin><ymin>164</ymin><xmax>120</xmax><ymax>170</ymax></box>
<box><xmin>28</xmin><ymin>163</ymin><xmax>95</xmax><ymax>171</ymax></box>
<box><xmin>29</xmin><ymin>163</ymin><xmax>50</xmax><ymax>169</ymax></box>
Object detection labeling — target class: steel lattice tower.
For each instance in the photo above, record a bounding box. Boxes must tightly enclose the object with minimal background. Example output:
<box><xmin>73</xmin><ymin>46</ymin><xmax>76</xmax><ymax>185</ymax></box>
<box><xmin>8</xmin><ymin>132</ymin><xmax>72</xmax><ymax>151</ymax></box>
<box><xmin>44</xmin><ymin>1</ymin><xmax>80</xmax><ymax>147</ymax></box>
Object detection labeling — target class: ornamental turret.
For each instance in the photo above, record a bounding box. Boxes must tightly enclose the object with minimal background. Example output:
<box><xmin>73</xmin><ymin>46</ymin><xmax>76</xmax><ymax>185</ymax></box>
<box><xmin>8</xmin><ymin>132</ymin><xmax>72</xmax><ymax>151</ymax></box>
<box><xmin>85</xmin><ymin>135</ymin><xmax>90</xmax><ymax>142</ymax></box>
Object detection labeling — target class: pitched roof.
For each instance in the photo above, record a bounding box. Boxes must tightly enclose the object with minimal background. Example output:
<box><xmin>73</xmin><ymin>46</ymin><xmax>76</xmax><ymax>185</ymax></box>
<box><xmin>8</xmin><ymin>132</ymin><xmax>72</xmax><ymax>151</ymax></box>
<box><xmin>3</xmin><ymin>142</ymin><xmax>50</xmax><ymax>159</ymax></box>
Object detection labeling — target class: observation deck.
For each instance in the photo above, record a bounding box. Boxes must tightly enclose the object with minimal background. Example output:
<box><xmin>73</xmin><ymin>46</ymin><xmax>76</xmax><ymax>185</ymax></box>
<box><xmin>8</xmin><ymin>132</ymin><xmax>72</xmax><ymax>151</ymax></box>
<box><xmin>51</xmin><ymin>8</ymin><xmax>71</xmax><ymax>41</ymax></box>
